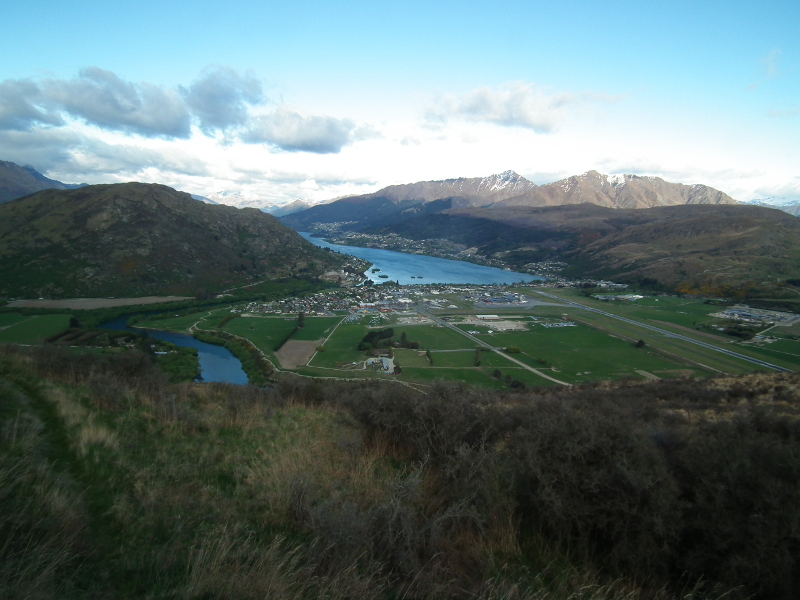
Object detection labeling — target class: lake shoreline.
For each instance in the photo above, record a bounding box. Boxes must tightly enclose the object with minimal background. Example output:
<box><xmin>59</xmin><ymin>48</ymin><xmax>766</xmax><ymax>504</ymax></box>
<box><xmin>300</xmin><ymin>232</ymin><xmax>544</xmax><ymax>286</ymax></box>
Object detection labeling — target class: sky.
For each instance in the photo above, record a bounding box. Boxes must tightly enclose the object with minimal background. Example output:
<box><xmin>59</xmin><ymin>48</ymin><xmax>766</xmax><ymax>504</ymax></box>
<box><xmin>1</xmin><ymin>0</ymin><xmax>798</xmax><ymax>205</ymax></box>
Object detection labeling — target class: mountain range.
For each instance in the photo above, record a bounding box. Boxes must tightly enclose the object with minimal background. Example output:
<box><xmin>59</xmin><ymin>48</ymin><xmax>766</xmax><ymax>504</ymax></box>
<box><xmin>280</xmin><ymin>170</ymin><xmax>739</xmax><ymax>231</ymax></box>
<box><xmin>0</xmin><ymin>183</ymin><xmax>344</xmax><ymax>298</ymax></box>
<box><xmin>279</xmin><ymin>170</ymin><xmax>800</xmax><ymax>291</ymax></box>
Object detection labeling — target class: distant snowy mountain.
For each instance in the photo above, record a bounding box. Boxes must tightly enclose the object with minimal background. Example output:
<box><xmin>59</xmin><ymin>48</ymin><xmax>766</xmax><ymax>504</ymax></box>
<box><xmin>268</xmin><ymin>199</ymin><xmax>312</xmax><ymax>217</ymax></box>
<box><xmin>497</xmin><ymin>171</ymin><xmax>737</xmax><ymax>209</ymax></box>
<box><xmin>194</xmin><ymin>190</ymin><xmax>323</xmax><ymax>214</ymax></box>
<box><xmin>204</xmin><ymin>190</ymin><xmax>276</xmax><ymax>210</ymax></box>
<box><xmin>190</xmin><ymin>194</ymin><xmax>218</xmax><ymax>205</ymax></box>
<box><xmin>353</xmin><ymin>169</ymin><xmax>539</xmax><ymax>207</ymax></box>
<box><xmin>739</xmin><ymin>198</ymin><xmax>800</xmax><ymax>217</ymax></box>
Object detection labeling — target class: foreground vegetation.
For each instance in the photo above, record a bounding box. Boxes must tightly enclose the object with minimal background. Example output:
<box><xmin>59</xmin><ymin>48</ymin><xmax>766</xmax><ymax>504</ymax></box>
<box><xmin>2</xmin><ymin>343</ymin><xmax>799</xmax><ymax>599</ymax></box>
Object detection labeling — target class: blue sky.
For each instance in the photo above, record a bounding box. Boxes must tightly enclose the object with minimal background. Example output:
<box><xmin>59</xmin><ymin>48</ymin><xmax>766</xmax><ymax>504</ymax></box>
<box><xmin>1</xmin><ymin>0</ymin><xmax>797</xmax><ymax>204</ymax></box>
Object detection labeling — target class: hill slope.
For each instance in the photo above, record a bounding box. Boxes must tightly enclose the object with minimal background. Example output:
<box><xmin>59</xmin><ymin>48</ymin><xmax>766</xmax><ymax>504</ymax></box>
<box><xmin>567</xmin><ymin>204</ymin><xmax>800</xmax><ymax>287</ymax></box>
<box><xmin>0</xmin><ymin>160</ymin><xmax>86</xmax><ymax>204</ymax></box>
<box><xmin>0</xmin><ymin>183</ymin><xmax>344</xmax><ymax>298</ymax></box>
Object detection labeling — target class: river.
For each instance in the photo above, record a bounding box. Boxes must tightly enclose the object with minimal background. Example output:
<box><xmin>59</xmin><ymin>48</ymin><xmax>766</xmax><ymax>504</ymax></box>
<box><xmin>299</xmin><ymin>233</ymin><xmax>545</xmax><ymax>285</ymax></box>
<box><xmin>101</xmin><ymin>240</ymin><xmax>543</xmax><ymax>384</ymax></box>
<box><xmin>100</xmin><ymin>315</ymin><xmax>249</xmax><ymax>385</ymax></box>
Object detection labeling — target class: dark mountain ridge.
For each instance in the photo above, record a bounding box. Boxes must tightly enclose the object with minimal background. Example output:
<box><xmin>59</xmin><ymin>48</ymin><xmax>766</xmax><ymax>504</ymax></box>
<box><xmin>0</xmin><ymin>182</ymin><xmax>344</xmax><ymax>298</ymax></box>
<box><xmin>0</xmin><ymin>160</ymin><xmax>87</xmax><ymax>204</ymax></box>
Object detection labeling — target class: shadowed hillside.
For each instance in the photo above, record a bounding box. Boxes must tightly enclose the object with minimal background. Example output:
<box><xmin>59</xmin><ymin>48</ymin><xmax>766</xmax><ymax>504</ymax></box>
<box><xmin>0</xmin><ymin>182</ymin><xmax>345</xmax><ymax>298</ymax></box>
<box><xmin>0</xmin><ymin>160</ymin><xmax>86</xmax><ymax>204</ymax></box>
<box><xmin>2</xmin><ymin>343</ymin><xmax>798</xmax><ymax>599</ymax></box>
<box><xmin>374</xmin><ymin>203</ymin><xmax>800</xmax><ymax>289</ymax></box>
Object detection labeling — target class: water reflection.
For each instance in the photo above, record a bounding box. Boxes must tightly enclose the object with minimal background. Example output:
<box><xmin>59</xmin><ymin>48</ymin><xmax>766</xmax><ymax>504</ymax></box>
<box><xmin>299</xmin><ymin>232</ymin><xmax>544</xmax><ymax>286</ymax></box>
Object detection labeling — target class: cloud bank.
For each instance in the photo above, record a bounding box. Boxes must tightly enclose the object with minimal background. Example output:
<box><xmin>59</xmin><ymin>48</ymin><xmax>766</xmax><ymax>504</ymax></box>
<box><xmin>243</xmin><ymin>108</ymin><xmax>357</xmax><ymax>153</ymax></box>
<box><xmin>0</xmin><ymin>67</ymin><xmax>359</xmax><ymax>153</ymax></box>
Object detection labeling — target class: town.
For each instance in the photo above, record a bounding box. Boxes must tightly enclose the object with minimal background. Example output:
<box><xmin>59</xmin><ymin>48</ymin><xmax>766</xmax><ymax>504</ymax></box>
<box><xmin>316</xmin><ymin>229</ymin><xmax>568</xmax><ymax>277</ymax></box>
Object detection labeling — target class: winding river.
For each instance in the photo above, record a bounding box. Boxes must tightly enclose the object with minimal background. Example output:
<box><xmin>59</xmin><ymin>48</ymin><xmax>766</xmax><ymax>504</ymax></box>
<box><xmin>100</xmin><ymin>315</ymin><xmax>248</xmax><ymax>385</ymax></box>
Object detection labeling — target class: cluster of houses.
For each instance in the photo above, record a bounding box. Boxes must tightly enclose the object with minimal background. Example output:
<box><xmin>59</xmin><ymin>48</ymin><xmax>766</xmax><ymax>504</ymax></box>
<box><xmin>710</xmin><ymin>305</ymin><xmax>797</xmax><ymax>326</ymax></box>
<box><xmin>591</xmin><ymin>294</ymin><xmax>644</xmax><ymax>302</ymax></box>
<box><xmin>240</xmin><ymin>279</ymin><xmax>640</xmax><ymax>319</ymax></box>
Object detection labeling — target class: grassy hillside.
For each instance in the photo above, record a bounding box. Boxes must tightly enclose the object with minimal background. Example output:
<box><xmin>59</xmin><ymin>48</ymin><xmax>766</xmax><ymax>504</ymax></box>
<box><xmin>566</xmin><ymin>204</ymin><xmax>800</xmax><ymax>288</ymax></box>
<box><xmin>2</xmin><ymin>343</ymin><xmax>799</xmax><ymax>599</ymax></box>
<box><xmin>0</xmin><ymin>183</ymin><xmax>346</xmax><ymax>298</ymax></box>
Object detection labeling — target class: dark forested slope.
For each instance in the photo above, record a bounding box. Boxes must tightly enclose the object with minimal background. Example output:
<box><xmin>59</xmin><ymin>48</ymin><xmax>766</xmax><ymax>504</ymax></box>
<box><xmin>0</xmin><ymin>182</ymin><xmax>344</xmax><ymax>298</ymax></box>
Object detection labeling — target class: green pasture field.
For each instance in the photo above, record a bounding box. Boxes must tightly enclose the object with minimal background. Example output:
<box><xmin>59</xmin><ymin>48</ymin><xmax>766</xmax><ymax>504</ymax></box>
<box><xmin>729</xmin><ymin>340</ymin><xmax>800</xmax><ymax>370</ymax></box>
<box><xmin>395</xmin><ymin>325</ymin><xmax>474</xmax><ymax>350</ymax></box>
<box><xmin>520</xmin><ymin>288</ymin><xmax>726</xmax><ymax>328</ymax></box>
<box><xmin>221</xmin><ymin>316</ymin><xmax>299</xmax><ymax>357</ymax></box>
<box><xmin>428</xmin><ymin>350</ymin><xmax>480</xmax><ymax>368</ymax></box>
<box><xmin>478</xmin><ymin>322</ymin><xmax>706</xmax><ymax>384</ymax></box>
<box><xmin>757</xmin><ymin>339</ymin><xmax>800</xmax><ymax>356</ymax></box>
<box><xmin>566</xmin><ymin>312</ymin><xmax>759</xmax><ymax>375</ymax></box>
<box><xmin>142</xmin><ymin>308</ymin><xmax>231</xmax><ymax>332</ymax></box>
<box><xmin>504</xmin><ymin>290</ymin><xmax>800</xmax><ymax>373</ymax></box>
<box><xmin>771</xmin><ymin>322</ymin><xmax>800</xmax><ymax>337</ymax></box>
<box><xmin>308</xmin><ymin>321</ymin><xmax>374</xmax><ymax>368</ymax></box>
<box><xmin>293</xmin><ymin>316</ymin><xmax>342</xmax><ymax>341</ymax></box>
<box><xmin>399</xmin><ymin>366</ymin><xmax>506</xmax><ymax>387</ymax></box>
<box><xmin>0</xmin><ymin>314</ymin><xmax>72</xmax><ymax>344</ymax></box>
<box><xmin>0</xmin><ymin>313</ymin><xmax>29</xmax><ymax>328</ymax></box>
<box><xmin>393</xmin><ymin>348</ymin><xmax>430</xmax><ymax>368</ymax></box>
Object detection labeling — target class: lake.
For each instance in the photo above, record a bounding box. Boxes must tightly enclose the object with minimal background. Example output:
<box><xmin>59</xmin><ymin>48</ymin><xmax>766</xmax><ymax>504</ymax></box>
<box><xmin>100</xmin><ymin>315</ymin><xmax>249</xmax><ymax>385</ymax></box>
<box><xmin>300</xmin><ymin>233</ymin><xmax>545</xmax><ymax>285</ymax></box>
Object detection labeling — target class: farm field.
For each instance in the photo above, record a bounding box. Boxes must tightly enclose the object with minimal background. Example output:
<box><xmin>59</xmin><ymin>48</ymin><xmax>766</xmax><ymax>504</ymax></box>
<box><xmin>3</xmin><ymin>285</ymin><xmax>795</xmax><ymax>388</ymax></box>
<box><xmin>455</xmin><ymin>321</ymin><xmax>710</xmax><ymax>384</ymax></box>
<box><xmin>0</xmin><ymin>313</ymin><xmax>29</xmax><ymax>328</ymax></box>
<box><xmin>138</xmin><ymin>292</ymin><xmax>798</xmax><ymax>385</ymax></box>
<box><xmin>523</xmin><ymin>289</ymin><xmax>800</xmax><ymax>373</ymax></box>
<box><xmin>0</xmin><ymin>314</ymin><xmax>72</xmax><ymax>344</ymax></box>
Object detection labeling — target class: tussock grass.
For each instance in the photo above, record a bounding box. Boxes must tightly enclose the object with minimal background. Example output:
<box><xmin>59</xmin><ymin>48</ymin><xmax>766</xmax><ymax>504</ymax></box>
<box><xmin>0</xmin><ymin>344</ymin><xmax>792</xmax><ymax>599</ymax></box>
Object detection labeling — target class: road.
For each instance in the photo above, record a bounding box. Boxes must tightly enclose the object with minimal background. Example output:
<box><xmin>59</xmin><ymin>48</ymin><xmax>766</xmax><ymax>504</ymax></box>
<box><xmin>417</xmin><ymin>308</ymin><xmax>572</xmax><ymax>386</ymax></box>
<box><xmin>533</xmin><ymin>291</ymin><xmax>792</xmax><ymax>373</ymax></box>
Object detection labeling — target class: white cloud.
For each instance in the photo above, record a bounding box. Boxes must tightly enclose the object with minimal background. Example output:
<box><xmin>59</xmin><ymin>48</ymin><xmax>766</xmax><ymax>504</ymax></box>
<box><xmin>242</xmin><ymin>107</ymin><xmax>358</xmax><ymax>153</ymax></box>
<box><xmin>43</xmin><ymin>68</ymin><xmax>192</xmax><ymax>138</ymax></box>
<box><xmin>768</xmin><ymin>105</ymin><xmax>799</xmax><ymax>118</ymax></box>
<box><xmin>182</xmin><ymin>66</ymin><xmax>265</xmax><ymax>134</ymax></box>
<box><xmin>0</xmin><ymin>78</ymin><xmax>63</xmax><ymax>130</ymax></box>
<box><xmin>426</xmin><ymin>82</ymin><xmax>608</xmax><ymax>133</ymax></box>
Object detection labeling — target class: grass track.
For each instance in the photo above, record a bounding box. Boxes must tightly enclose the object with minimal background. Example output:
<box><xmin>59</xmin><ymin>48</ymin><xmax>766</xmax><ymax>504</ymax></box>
<box><xmin>0</xmin><ymin>314</ymin><xmax>71</xmax><ymax>344</ymax></box>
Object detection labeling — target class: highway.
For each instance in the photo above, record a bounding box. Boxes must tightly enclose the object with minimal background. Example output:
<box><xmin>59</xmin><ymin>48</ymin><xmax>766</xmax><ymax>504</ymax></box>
<box><xmin>533</xmin><ymin>291</ymin><xmax>792</xmax><ymax>373</ymax></box>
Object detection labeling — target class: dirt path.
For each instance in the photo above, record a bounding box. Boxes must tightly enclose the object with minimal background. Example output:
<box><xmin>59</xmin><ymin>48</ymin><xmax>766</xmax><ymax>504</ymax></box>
<box><xmin>7</xmin><ymin>296</ymin><xmax>191</xmax><ymax>310</ymax></box>
<box><xmin>275</xmin><ymin>339</ymin><xmax>322</xmax><ymax>369</ymax></box>
<box><xmin>635</xmin><ymin>370</ymin><xmax>660</xmax><ymax>380</ymax></box>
